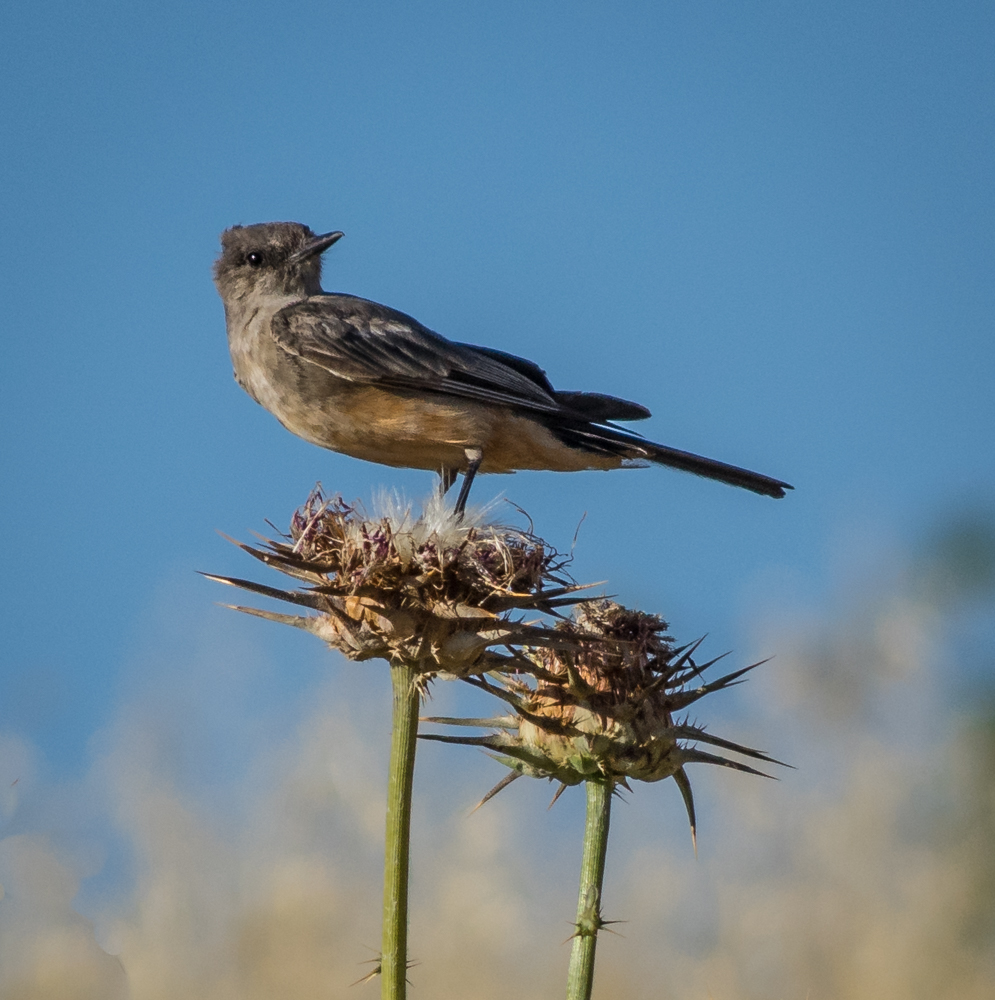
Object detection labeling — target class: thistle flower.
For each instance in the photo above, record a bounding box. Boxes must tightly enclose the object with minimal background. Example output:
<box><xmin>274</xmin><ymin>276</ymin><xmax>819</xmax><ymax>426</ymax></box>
<box><xmin>204</xmin><ymin>489</ymin><xmax>783</xmax><ymax>999</ymax></box>
<box><xmin>423</xmin><ymin>600</ymin><xmax>785</xmax><ymax>999</ymax></box>
<box><xmin>425</xmin><ymin>600</ymin><xmax>784</xmax><ymax>841</ymax></box>
<box><xmin>204</xmin><ymin>487</ymin><xmax>603</xmax><ymax>676</ymax></box>
<box><xmin>205</xmin><ymin>487</ymin><xmax>625</xmax><ymax>1000</ymax></box>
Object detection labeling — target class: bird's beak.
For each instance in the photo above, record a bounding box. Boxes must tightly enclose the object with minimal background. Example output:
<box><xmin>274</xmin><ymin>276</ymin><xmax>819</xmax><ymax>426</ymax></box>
<box><xmin>292</xmin><ymin>230</ymin><xmax>344</xmax><ymax>262</ymax></box>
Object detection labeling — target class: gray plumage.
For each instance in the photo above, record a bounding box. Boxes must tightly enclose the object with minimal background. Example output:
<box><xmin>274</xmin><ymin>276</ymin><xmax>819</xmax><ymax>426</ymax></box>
<box><xmin>213</xmin><ymin>221</ymin><xmax>792</xmax><ymax>504</ymax></box>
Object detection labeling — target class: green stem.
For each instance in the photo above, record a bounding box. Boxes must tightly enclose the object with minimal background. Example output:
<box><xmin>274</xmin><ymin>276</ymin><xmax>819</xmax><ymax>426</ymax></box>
<box><xmin>566</xmin><ymin>779</ymin><xmax>612</xmax><ymax>1000</ymax></box>
<box><xmin>381</xmin><ymin>660</ymin><xmax>420</xmax><ymax>1000</ymax></box>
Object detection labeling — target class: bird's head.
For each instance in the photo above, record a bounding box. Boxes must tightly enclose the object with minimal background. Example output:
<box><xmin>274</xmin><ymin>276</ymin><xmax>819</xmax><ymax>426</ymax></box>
<box><xmin>213</xmin><ymin>222</ymin><xmax>343</xmax><ymax>302</ymax></box>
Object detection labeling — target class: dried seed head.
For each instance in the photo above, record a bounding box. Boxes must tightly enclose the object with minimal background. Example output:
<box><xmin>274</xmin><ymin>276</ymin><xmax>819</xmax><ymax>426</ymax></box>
<box><xmin>205</xmin><ymin>487</ymin><xmax>604</xmax><ymax>676</ymax></box>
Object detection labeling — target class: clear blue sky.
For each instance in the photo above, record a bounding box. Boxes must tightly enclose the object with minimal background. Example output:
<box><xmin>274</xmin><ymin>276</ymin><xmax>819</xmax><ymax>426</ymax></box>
<box><xmin>2</xmin><ymin>1</ymin><xmax>993</xmax><ymax>785</ymax></box>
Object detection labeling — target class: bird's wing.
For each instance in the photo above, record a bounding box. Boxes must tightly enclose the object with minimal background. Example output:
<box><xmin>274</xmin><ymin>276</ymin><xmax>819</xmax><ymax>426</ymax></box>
<box><xmin>271</xmin><ymin>295</ymin><xmax>565</xmax><ymax>413</ymax></box>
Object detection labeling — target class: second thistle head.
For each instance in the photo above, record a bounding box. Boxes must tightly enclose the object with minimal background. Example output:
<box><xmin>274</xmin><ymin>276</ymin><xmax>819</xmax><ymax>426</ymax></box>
<box><xmin>426</xmin><ymin>600</ymin><xmax>786</xmax><ymax>841</ymax></box>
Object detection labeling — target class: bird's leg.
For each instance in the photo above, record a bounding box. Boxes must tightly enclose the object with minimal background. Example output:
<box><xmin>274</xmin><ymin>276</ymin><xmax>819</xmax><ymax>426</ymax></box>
<box><xmin>438</xmin><ymin>467</ymin><xmax>459</xmax><ymax>497</ymax></box>
<box><xmin>454</xmin><ymin>447</ymin><xmax>483</xmax><ymax>520</ymax></box>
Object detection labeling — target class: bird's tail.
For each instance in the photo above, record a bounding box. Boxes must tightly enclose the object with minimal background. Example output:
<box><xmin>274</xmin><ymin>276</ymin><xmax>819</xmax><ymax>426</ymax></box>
<box><xmin>549</xmin><ymin>421</ymin><xmax>793</xmax><ymax>499</ymax></box>
<box><xmin>639</xmin><ymin>440</ymin><xmax>792</xmax><ymax>498</ymax></box>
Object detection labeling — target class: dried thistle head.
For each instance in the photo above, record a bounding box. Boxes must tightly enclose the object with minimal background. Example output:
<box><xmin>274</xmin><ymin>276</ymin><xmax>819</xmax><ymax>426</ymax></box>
<box><xmin>424</xmin><ymin>600</ymin><xmax>785</xmax><ymax>841</ymax></box>
<box><xmin>205</xmin><ymin>487</ymin><xmax>603</xmax><ymax>677</ymax></box>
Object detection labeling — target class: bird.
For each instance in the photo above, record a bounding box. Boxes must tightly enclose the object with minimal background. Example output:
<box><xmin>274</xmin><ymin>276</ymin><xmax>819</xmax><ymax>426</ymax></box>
<box><xmin>213</xmin><ymin>222</ymin><xmax>792</xmax><ymax>515</ymax></box>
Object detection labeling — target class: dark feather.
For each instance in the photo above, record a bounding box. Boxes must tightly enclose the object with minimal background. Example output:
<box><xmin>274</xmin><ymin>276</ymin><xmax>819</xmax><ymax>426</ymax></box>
<box><xmin>272</xmin><ymin>295</ymin><xmax>562</xmax><ymax>412</ymax></box>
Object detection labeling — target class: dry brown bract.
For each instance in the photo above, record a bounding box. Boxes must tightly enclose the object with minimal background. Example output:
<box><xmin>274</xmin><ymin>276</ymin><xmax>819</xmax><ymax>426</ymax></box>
<box><xmin>205</xmin><ymin>488</ymin><xmax>604</xmax><ymax>676</ymax></box>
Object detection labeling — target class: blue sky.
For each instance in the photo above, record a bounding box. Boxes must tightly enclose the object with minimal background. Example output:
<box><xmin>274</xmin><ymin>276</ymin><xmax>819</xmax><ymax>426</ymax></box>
<box><xmin>1</xmin><ymin>0</ymin><xmax>994</xmax><ymax>936</ymax></box>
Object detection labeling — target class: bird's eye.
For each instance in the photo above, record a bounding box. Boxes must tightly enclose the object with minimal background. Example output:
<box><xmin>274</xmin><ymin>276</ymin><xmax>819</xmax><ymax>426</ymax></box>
<box><xmin>246</xmin><ymin>252</ymin><xmax>263</xmax><ymax>267</ymax></box>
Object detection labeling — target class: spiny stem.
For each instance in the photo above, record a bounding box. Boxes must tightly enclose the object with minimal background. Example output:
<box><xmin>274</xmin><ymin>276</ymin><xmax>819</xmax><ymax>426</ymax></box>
<box><xmin>382</xmin><ymin>660</ymin><xmax>420</xmax><ymax>1000</ymax></box>
<box><xmin>566</xmin><ymin>778</ymin><xmax>612</xmax><ymax>1000</ymax></box>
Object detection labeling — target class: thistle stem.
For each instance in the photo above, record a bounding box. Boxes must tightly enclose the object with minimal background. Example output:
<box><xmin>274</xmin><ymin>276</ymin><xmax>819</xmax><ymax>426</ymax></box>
<box><xmin>566</xmin><ymin>778</ymin><xmax>612</xmax><ymax>1000</ymax></box>
<box><xmin>382</xmin><ymin>659</ymin><xmax>420</xmax><ymax>1000</ymax></box>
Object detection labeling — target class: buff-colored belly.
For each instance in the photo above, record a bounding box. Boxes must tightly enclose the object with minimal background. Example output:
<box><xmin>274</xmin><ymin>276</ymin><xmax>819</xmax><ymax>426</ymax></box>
<box><xmin>282</xmin><ymin>383</ymin><xmax>623</xmax><ymax>474</ymax></box>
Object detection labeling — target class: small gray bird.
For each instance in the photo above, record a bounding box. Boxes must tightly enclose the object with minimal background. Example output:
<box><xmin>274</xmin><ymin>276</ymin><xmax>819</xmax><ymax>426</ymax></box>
<box><xmin>213</xmin><ymin>222</ymin><xmax>792</xmax><ymax>514</ymax></box>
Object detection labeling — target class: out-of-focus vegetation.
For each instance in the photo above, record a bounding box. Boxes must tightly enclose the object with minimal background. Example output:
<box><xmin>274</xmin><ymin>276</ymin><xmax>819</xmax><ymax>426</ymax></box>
<box><xmin>1</xmin><ymin>506</ymin><xmax>994</xmax><ymax>998</ymax></box>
